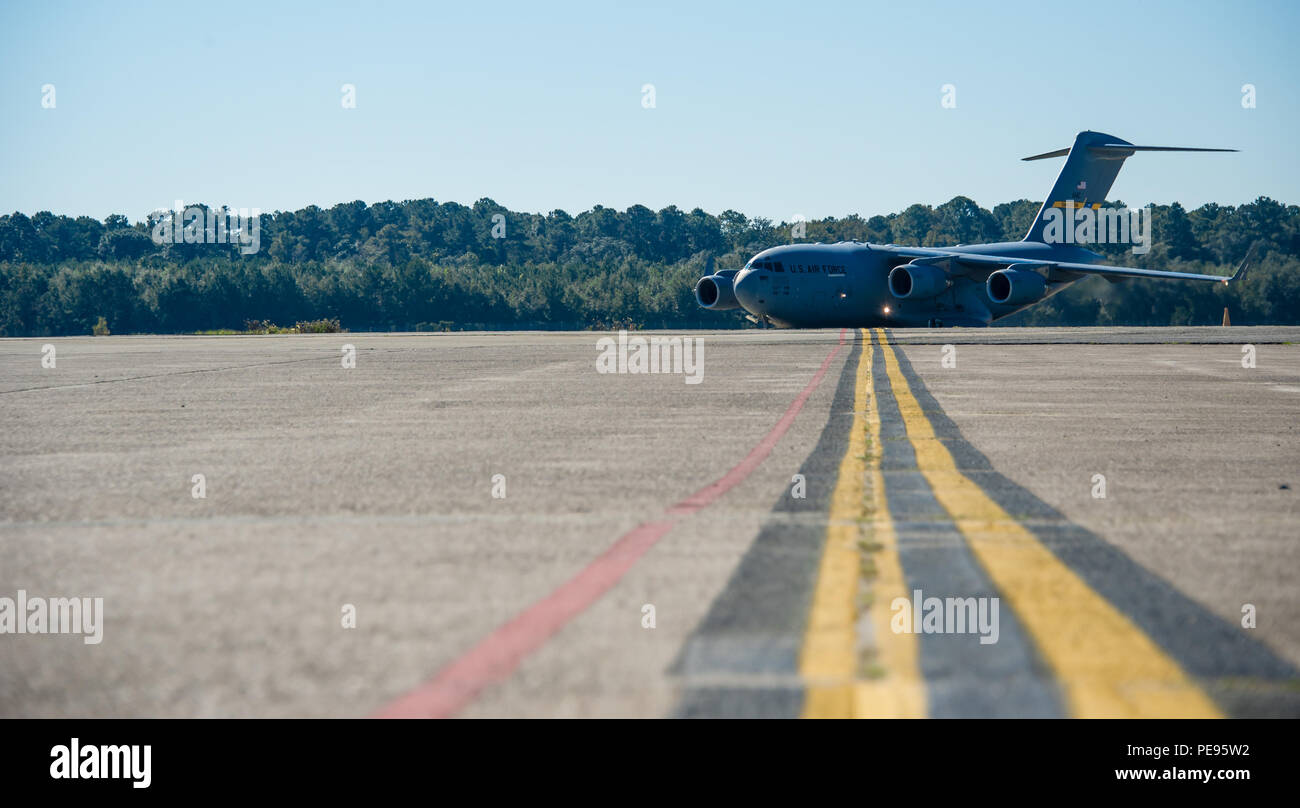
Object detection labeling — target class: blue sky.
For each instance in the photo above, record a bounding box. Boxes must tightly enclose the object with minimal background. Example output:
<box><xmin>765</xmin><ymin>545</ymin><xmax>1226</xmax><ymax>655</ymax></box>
<box><xmin>1</xmin><ymin>0</ymin><xmax>1296</xmax><ymax>223</ymax></box>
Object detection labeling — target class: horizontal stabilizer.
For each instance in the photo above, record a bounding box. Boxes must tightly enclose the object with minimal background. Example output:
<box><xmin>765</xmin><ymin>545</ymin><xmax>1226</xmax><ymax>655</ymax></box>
<box><xmin>1024</xmin><ymin>144</ymin><xmax>1237</xmax><ymax>161</ymax></box>
<box><xmin>1022</xmin><ymin>148</ymin><xmax>1071</xmax><ymax>161</ymax></box>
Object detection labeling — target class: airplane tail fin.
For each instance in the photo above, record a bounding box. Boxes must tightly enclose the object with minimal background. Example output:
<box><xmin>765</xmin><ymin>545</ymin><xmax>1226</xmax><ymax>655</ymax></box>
<box><xmin>1021</xmin><ymin>131</ymin><xmax>1236</xmax><ymax>243</ymax></box>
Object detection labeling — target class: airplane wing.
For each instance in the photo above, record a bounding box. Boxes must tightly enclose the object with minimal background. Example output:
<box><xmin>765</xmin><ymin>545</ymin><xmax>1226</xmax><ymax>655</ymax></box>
<box><xmin>888</xmin><ymin>242</ymin><xmax>1257</xmax><ymax>285</ymax></box>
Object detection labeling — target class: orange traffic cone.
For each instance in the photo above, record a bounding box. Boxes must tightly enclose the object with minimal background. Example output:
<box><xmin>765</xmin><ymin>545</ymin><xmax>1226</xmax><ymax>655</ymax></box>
<box><xmin>1222</xmin><ymin>307</ymin><xmax>1231</xmax><ymax>327</ymax></box>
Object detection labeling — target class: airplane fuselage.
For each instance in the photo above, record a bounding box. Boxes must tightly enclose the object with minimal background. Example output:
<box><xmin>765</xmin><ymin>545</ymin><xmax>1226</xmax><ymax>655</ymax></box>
<box><xmin>723</xmin><ymin>240</ymin><xmax>1106</xmax><ymax>328</ymax></box>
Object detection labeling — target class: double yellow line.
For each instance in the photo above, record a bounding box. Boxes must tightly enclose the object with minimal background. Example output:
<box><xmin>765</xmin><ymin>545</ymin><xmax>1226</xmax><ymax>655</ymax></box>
<box><xmin>800</xmin><ymin>329</ymin><xmax>1221</xmax><ymax>718</ymax></box>
<box><xmin>800</xmin><ymin>328</ymin><xmax>923</xmax><ymax>718</ymax></box>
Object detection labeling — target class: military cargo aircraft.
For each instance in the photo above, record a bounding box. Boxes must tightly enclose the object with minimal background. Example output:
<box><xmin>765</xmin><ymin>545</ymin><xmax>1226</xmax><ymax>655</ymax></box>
<box><xmin>694</xmin><ymin>131</ymin><xmax>1254</xmax><ymax>327</ymax></box>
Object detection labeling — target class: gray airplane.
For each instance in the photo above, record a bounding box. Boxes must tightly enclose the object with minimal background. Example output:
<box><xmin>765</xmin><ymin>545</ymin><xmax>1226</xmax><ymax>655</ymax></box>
<box><xmin>694</xmin><ymin>131</ymin><xmax>1254</xmax><ymax>328</ymax></box>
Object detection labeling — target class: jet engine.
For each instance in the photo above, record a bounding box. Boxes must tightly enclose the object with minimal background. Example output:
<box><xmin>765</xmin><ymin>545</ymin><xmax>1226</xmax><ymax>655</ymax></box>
<box><xmin>986</xmin><ymin>265</ymin><xmax>1048</xmax><ymax>305</ymax></box>
<box><xmin>695</xmin><ymin>274</ymin><xmax>740</xmax><ymax>310</ymax></box>
<box><xmin>888</xmin><ymin>263</ymin><xmax>950</xmax><ymax>299</ymax></box>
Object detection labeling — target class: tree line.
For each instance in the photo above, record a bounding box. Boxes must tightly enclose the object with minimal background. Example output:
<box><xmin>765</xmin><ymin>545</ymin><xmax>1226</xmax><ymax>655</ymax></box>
<box><xmin>0</xmin><ymin>195</ymin><xmax>1296</xmax><ymax>335</ymax></box>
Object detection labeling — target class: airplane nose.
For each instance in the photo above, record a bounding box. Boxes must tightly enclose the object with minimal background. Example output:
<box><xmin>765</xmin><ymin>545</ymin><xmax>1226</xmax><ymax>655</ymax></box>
<box><xmin>733</xmin><ymin>268</ymin><xmax>763</xmax><ymax>312</ymax></box>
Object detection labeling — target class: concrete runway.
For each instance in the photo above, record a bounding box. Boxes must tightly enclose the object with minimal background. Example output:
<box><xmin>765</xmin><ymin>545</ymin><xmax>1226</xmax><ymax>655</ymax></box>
<box><xmin>0</xmin><ymin>327</ymin><xmax>1297</xmax><ymax>717</ymax></box>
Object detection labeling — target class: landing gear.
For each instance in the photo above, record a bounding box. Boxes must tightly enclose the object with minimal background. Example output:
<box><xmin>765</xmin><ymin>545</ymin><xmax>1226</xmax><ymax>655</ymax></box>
<box><xmin>927</xmin><ymin>318</ymin><xmax>944</xmax><ymax>328</ymax></box>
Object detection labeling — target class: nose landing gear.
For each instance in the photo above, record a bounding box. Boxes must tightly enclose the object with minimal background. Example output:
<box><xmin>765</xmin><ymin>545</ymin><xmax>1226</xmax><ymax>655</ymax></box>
<box><xmin>927</xmin><ymin>318</ymin><xmax>945</xmax><ymax>328</ymax></box>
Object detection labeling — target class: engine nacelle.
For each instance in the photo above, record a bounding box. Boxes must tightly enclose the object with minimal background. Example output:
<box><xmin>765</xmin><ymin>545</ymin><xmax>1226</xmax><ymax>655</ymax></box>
<box><xmin>986</xmin><ymin>265</ymin><xmax>1048</xmax><ymax>305</ymax></box>
<box><xmin>888</xmin><ymin>263</ymin><xmax>949</xmax><ymax>299</ymax></box>
<box><xmin>695</xmin><ymin>274</ymin><xmax>740</xmax><ymax>310</ymax></box>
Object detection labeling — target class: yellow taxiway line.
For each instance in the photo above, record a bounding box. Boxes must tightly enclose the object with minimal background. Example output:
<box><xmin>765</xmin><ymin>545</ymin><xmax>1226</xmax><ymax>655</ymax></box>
<box><xmin>800</xmin><ymin>329</ymin><xmax>924</xmax><ymax>718</ymax></box>
<box><xmin>800</xmin><ymin>327</ymin><xmax>1220</xmax><ymax>718</ymax></box>
<box><xmin>874</xmin><ymin>329</ymin><xmax>1220</xmax><ymax>718</ymax></box>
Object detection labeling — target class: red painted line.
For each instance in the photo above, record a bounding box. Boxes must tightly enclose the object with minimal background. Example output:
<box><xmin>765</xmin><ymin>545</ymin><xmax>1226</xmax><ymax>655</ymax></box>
<box><xmin>665</xmin><ymin>328</ymin><xmax>847</xmax><ymax>516</ymax></box>
<box><xmin>374</xmin><ymin>329</ymin><xmax>849</xmax><ymax>718</ymax></box>
<box><xmin>373</xmin><ymin>520</ymin><xmax>675</xmax><ymax>719</ymax></box>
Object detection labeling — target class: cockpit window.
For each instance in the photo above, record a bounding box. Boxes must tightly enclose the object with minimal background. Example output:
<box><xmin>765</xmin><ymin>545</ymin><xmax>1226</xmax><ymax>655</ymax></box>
<box><xmin>773</xmin><ymin>261</ymin><xmax>784</xmax><ymax>272</ymax></box>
